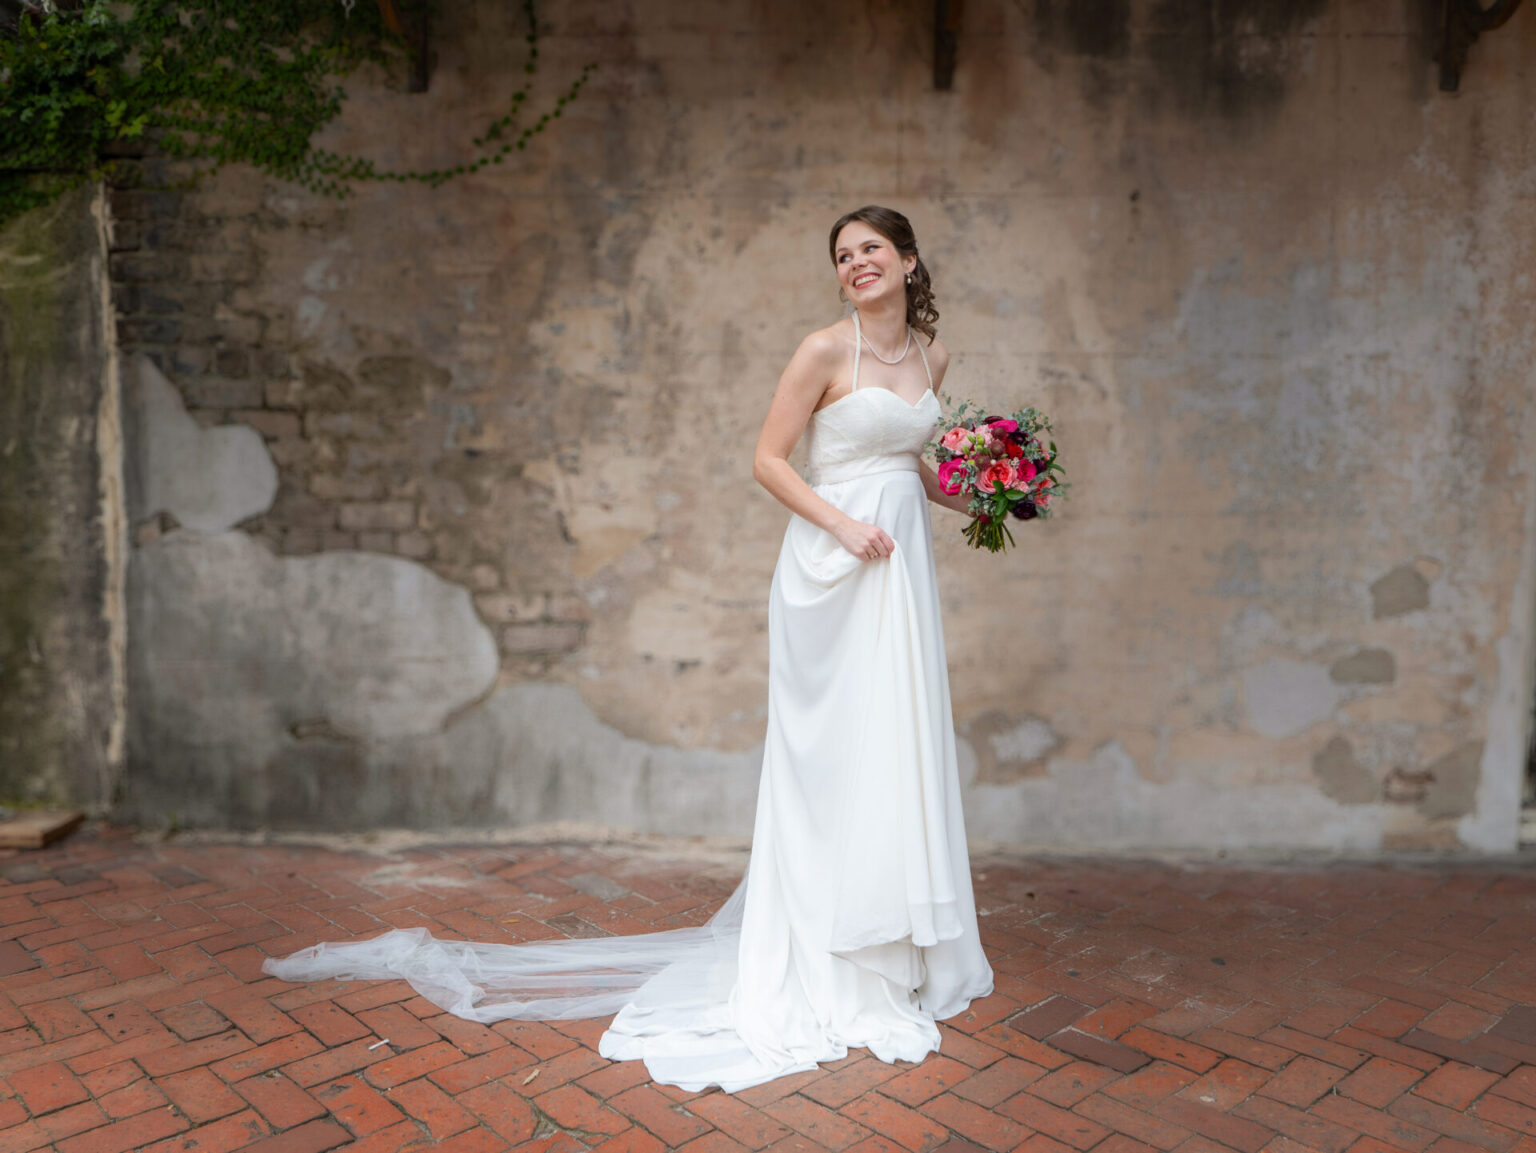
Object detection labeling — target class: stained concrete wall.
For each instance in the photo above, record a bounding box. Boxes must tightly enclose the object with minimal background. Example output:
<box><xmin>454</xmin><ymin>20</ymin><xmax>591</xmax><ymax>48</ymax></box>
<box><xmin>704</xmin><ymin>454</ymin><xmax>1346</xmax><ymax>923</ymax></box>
<box><xmin>108</xmin><ymin>0</ymin><xmax>1536</xmax><ymax>850</ymax></box>
<box><xmin>0</xmin><ymin>184</ymin><xmax>125</xmax><ymax>810</ymax></box>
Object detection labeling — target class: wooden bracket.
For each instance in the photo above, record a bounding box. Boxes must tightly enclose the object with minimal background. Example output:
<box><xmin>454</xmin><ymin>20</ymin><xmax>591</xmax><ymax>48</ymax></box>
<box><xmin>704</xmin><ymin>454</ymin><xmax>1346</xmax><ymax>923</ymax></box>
<box><xmin>935</xmin><ymin>0</ymin><xmax>963</xmax><ymax>90</ymax></box>
<box><xmin>1438</xmin><ymin>0</ymin><xmax>1524</xmax><ymax>91</ymax></box>
<box><xmin>374</xmin><ymin>0</ymin><xmax>431</xmax><ymax>93</ymax></box>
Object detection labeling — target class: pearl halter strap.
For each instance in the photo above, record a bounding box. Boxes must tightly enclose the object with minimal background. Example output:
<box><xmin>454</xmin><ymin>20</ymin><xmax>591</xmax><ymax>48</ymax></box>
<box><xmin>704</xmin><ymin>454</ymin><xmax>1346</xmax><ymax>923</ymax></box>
<box><xmin>852</xmin><ymin>310</ymin><xmax>932</xmax><ymax>394</ymax></box>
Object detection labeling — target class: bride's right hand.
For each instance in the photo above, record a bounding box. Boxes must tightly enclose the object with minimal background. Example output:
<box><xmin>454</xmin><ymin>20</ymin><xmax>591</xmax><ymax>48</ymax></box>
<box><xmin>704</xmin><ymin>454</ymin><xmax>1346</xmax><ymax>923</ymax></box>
<box><xmin>833</xmin><ymin>517</ymin><xmax>895</xmax><ymax>562</ymax></box>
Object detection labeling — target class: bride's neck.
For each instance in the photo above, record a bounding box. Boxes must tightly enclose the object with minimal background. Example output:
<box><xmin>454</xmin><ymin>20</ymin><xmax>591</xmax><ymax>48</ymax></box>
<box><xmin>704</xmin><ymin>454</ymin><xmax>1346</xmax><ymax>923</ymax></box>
<box><xmin>856</xmin><ymin>304</ymin><xmax>908</xmax><ymax>348</ymax></box>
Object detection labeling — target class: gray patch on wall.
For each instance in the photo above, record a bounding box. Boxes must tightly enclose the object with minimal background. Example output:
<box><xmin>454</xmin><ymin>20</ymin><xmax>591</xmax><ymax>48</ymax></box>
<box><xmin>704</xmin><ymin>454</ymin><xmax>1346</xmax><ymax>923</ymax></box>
<box><xmin>1312</xmin><ymin>735</ymin><xmax>1377</xmax><ymax>804</ymax></box>
<box><xmin>958</xmin><ymin>739</ymin><xmax>1388</xmax><ymax>852</ymax></box>
<box><xmin>127</xmin><ymin>551</ymin><xmax>760</xmax><ymax>833</ymax></box>
<box><xmin>1371</xmin><ymin>565</ymin><xmax>1430</xmax><ymax>619</ymax></box>
<box><xmin>1419</xmin><ymin>741</ymin><xmax>1484</xmax><ymax>820</ymax></box>
<box><xmin>1242</xmin><ymin>657</ymin><xmax>1339</xmax><ymax>738</ymax></box>
<box><xmin>124</xmin><ymin>357</ymin><xmax>276</xmax><ymax>532</ymax></box>
<box><xmin>132</xmin><ymin>532</ymin><xmax>496</xmax><ymax>742</ymax></box>
<box><xmin>1329</xmin><ymin>648</ymin><xmax>1396</xmax><ymax>685</ymax></box>
<box><xmin>371</xmin><ymin>683</ymin><xmax>760</xmax><ymax>837</ymax></box>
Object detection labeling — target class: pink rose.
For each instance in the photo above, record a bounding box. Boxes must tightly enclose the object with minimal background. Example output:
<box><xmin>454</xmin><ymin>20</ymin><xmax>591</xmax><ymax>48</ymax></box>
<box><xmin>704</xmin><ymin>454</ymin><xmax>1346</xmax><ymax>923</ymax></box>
<box><xmin>937</xmin><ymin>459</ymin><xmax>969</xmax><ymax>495</ymax></box>
<box><xmin>940</xmin><ymin>427</ymin><xmax>971</xmax><ymax>453</ymax></box>
<box><xmin>976</xmin><ymin>459</ymin><xmax>1015</xmax><ymax>494</ymax></box>
<box><xmin>985</xmin><ymin>418</ymin><xmax>1018</xmax><ymax>434</ymax></box>
<box><xmin>1016</xmin><ymin>459</ymin><xmax>1037</xmax><ymax>484</ymax></box>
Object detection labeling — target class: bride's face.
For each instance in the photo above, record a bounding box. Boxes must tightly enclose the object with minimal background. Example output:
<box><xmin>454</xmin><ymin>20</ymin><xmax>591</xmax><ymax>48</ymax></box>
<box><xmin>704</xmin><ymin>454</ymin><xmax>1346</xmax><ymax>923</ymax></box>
<box><xmin>833</xmin><ymin>222</ymin><xmax>915</xmax><ymax>307</ymax></box>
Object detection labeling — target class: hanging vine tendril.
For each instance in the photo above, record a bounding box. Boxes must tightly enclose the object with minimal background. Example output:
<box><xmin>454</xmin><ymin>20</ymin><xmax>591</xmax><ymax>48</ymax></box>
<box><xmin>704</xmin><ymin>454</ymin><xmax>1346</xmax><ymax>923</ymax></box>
<box><xmin>0</xmin><ymin>0</ymin><xmax>593</xmax><ymax>224</ymax></box>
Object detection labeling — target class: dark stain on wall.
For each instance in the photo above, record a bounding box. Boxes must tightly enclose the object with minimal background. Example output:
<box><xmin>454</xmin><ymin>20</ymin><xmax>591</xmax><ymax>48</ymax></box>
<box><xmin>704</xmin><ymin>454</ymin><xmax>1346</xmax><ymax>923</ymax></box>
<box><xmin>1026</xmin><ymin>0</ymin><xmax>1132</xmax><ymax>110</ymax></box>
<box><xmin>1030</xmin><ymin>0</ymin><xmax>1132</xmax><ymax>59</ymax></box>
<box><xmin>1143</xmin><ymin>0</ymin><xmax>1331</xmax><ymax>121</ymax></box>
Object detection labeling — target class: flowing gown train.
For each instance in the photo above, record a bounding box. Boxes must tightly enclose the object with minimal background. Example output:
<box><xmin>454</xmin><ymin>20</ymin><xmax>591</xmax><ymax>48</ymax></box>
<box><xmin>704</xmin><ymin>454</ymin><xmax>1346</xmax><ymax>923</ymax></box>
<box><xmin>262</xmin><ymin>315</ymin><xmax>995</xmax><ymax>1093</ymax></box>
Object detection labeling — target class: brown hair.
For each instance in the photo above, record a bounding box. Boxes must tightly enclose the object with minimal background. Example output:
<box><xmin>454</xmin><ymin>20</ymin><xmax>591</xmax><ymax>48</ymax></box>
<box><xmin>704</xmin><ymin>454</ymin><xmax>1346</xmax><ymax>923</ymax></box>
<box><xmin>828</xmin><ymin>205</ymin><xmax>939</xmax><ymax>343</ymax></box>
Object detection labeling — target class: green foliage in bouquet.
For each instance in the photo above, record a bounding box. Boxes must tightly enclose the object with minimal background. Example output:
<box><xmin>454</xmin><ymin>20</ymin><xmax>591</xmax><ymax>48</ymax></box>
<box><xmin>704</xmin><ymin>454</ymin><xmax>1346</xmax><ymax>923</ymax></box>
<box><xmin>0</xmin><ymin>0</ymin><xmax>592</xmax><ymax>226</ymax></box>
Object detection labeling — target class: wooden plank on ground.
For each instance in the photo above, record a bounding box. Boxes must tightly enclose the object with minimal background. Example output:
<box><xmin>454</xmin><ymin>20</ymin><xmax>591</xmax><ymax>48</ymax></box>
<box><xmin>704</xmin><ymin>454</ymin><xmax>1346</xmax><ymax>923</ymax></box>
<box><xmin>0</xmin><ymin>810</ymin><xmax>84</xmax><ymax>849</ymax></box>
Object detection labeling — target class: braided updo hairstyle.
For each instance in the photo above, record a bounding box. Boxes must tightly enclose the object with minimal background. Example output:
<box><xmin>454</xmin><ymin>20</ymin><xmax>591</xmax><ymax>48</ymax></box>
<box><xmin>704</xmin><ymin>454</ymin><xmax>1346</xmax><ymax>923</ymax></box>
<box><xmin>828</xmin><ymin>205</ymin><xmax>939</xmax><ymax>344</ymax></box>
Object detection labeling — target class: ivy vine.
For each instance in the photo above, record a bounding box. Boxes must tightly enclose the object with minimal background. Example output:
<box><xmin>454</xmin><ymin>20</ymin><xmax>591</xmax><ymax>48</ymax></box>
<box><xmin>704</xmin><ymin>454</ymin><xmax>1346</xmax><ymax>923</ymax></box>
<box><xmin>0</xmin><ymin>0</ymin><xmax>592</xmax><ymax>225</ymax></box>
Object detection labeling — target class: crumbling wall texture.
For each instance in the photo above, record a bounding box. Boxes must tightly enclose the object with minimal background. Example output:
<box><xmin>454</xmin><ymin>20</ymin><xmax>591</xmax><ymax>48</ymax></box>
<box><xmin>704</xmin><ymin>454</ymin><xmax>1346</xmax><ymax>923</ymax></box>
<box><xmin>0</xmin><ymin>184</ymin><xmax>123</xmax><ymax>810</ymax></box>
<box><xmin>108</xmin><ymin>0</ymin><xmax>1536</xmax><ymax>849</ymax></box>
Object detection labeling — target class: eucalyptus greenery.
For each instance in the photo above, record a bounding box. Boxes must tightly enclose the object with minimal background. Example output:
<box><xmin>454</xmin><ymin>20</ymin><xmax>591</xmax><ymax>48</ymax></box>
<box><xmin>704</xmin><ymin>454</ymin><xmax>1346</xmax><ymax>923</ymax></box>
<box><xmin>0</xmin><ymin>0</ymin><xmax>591</xmax><ymax>225</ymax></box>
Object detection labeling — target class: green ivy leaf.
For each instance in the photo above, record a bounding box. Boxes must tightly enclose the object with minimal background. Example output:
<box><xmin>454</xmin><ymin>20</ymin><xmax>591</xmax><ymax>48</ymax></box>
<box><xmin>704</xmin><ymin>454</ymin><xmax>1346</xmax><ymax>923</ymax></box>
<box><xmin>0</xmin><ymin>0</ymin><xmax>591</xmax><ymax>225</ymax></box>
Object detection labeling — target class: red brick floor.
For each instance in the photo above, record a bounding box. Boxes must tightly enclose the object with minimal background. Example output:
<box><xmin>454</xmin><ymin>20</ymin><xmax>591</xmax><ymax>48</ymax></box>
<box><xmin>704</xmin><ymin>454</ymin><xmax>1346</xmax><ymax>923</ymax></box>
<box><xmin>3</xmin><ymin>828</ymin><xmax>1536</xmax><ymax>1153</ymax></box>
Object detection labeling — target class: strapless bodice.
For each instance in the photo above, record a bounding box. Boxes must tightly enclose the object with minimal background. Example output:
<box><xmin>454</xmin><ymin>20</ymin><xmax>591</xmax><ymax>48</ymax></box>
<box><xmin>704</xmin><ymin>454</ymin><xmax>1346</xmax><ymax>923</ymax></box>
<box><xmin>803</xmin><ymin>387</ymin><xmax>940</xmax><ymax>486</ymax></box>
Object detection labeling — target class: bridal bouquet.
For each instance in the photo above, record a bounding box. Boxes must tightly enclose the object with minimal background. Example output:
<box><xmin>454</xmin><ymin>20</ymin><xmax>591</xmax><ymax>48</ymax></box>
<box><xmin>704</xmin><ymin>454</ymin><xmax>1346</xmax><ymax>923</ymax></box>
<box><xmin>929</xmin><ymin>401</ymin><xmax>1065</xmax><ymax>552</ymax></box>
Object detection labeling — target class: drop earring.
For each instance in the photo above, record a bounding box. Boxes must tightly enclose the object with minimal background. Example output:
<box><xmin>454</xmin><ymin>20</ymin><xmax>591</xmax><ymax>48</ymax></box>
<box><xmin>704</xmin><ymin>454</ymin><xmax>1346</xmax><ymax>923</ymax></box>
<box><xmin>905</xmin><ymin>273</ymin><xmax>912</xmax><ymax>285</ymax></box>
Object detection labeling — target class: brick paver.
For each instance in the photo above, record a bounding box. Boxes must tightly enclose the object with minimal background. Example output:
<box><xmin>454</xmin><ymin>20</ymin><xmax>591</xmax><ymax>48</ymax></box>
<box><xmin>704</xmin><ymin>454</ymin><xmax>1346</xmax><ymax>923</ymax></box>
<box><xmin>2</xmin><ymin>827</ymin><xmax>1536</xmax><ymax>1151</ymax></box>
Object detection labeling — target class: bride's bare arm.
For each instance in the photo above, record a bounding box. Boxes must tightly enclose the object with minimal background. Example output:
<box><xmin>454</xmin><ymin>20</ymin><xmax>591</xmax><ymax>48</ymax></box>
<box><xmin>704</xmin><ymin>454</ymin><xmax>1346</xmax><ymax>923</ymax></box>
<box><xmin>914</xmin><ymin>338</ymin><xmax>969</xmax><ymax>513</ymax></box>
<box><xmin>920</xmin><ymin>463</ymin><xmax>972</xmax><ymax>514</ymax></box>
<box><xmin>753</xmin><ymin>330</ymin><xmax>896</xmax><ymax>561</ymax></box>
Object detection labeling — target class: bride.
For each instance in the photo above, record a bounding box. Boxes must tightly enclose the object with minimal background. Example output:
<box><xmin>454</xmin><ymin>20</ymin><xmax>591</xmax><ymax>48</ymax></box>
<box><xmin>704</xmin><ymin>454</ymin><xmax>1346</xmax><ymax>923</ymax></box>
<box><xmin>264</xmin><ymin>206</ymin><xmax>995</xmax><ymax>1093</ymax></box>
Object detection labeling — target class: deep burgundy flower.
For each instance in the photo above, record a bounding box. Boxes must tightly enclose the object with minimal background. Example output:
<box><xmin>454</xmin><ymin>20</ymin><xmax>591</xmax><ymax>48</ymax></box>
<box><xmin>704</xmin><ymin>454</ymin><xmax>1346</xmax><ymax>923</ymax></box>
<box><xmin>1010</xmin><ymin>498</ymin><xmax>1039</xmax><ymax>521</ymax></box>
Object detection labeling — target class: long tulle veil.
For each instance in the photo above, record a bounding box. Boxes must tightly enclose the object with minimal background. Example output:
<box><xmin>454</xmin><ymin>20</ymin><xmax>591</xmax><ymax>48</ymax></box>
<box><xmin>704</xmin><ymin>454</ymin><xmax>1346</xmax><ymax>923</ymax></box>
<box><xmin>261</xmin><ymin>876</ymin><xmax>747</xmax><ymax>1023</ymax></box>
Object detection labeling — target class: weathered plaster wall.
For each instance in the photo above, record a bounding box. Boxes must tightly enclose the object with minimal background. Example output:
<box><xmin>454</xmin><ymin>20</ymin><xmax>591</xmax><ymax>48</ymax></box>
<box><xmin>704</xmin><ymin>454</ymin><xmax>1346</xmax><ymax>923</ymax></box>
<box><xmin>109</xmin><ymin>0</ymin><xmax>1536</xmax><ymax>849</ymax></box>
<box><xmin>0</xmin><ymin>184</ymin><xmax>125</xmax><ymax>810</ymax></box>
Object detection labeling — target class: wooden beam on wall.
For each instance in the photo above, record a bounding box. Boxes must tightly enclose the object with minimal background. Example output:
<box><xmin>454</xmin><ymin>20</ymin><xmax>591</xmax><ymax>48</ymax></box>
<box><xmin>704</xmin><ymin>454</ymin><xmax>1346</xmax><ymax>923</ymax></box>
<box><xmin>374</xmin><ymin>0</ymin><xmax>431</xmax><ymax>93</ymax></box>
<box><xmin>935</xmin><ymin>0</ymin><xmax>963</xmax><ymax>90</ymax></box>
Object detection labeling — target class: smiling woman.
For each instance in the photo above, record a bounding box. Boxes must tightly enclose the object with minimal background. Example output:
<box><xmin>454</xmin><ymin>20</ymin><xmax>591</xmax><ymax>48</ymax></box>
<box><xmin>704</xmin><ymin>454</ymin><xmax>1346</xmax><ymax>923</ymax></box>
<box><xmin>264</xmin><ymin>206</ymin><xmax>995</xmax><ymax>1093</ymax></box>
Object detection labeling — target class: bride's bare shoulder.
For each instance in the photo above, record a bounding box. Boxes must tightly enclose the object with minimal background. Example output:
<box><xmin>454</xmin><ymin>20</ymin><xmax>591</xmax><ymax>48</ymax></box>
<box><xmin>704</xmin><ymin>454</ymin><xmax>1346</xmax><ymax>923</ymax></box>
<box><xmin>794</xmin><ymin>318</ymin><xmax>852</xmax><ymax>366</ymax></box>
<box><xmin>925</xmin><ymin>334</ymin><xmax>951</xmax><ymax>378</ymax></box>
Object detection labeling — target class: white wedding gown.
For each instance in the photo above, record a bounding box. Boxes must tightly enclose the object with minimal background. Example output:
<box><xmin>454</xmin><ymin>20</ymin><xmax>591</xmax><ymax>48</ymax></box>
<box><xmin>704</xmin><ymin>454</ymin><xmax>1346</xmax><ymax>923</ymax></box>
<box><xmin>263</xmin><ymin>316</ymin><xmax>995</xmax><ymax>1092</ymax></box>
